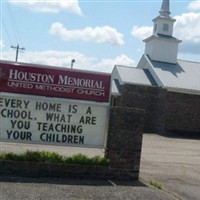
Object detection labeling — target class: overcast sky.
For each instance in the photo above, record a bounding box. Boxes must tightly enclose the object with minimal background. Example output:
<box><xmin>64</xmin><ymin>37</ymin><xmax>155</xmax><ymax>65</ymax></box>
<box><xmin>1</xmin><ymin>0</ymin><xmax>200</xmax><ymax>72</ymax></box>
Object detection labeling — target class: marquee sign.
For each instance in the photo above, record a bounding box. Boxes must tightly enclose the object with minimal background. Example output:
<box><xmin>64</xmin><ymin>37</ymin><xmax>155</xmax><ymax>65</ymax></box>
<box><xmin>0</xmin><ymin>61</ymin><xmax>111</xmax><ymax>103</ymax></box>
<box><xmin>0</xmin><ymin>93</ymin><xmax>109</xmax><ymax>147</ymax></box>
<box><xmin>0</xmin><ymin>61</ymin><xmax>111</xmax><ymax>148</ymax></box>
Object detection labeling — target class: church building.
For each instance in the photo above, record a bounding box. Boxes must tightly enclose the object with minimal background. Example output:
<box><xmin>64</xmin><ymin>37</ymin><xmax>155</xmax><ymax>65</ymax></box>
<box><xmin>111</xmin><ymin>0</ymin><xmax>200</xmax><ymax>134</ymax></box>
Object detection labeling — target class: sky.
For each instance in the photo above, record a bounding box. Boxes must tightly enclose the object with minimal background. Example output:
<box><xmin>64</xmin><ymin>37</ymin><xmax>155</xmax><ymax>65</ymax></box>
<box><xmin>1</xmin><ymin>0</ymin><xmax>200</xmax><ymax>73</ymax></box>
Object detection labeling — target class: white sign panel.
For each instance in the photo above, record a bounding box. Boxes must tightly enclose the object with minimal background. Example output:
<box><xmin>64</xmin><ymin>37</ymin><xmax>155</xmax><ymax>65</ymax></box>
<box><xmin>0</xmin><ymin>93</ymin><xmax>109</xmax><ymax>148</ymax></box>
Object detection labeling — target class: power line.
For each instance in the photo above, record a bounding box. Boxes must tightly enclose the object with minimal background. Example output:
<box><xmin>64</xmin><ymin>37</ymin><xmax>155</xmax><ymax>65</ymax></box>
<box><xmin>6</xmin><ymin>2</ymin><xmax>24</xmax><ymax>47</ymax></box>
<box><xmin>2</xmin><ymin>19</ymin><xmax>13</xmax><ymax>45</ymax></box>
<box><xmin>10</xmin><ymin>44</ymin><xmax>25</xmax><ymax>62</ymax></box>
<box><xmin>4</xmin><ymin>2</ymin><xmax>26</xmax><ymax>61</ymax></box>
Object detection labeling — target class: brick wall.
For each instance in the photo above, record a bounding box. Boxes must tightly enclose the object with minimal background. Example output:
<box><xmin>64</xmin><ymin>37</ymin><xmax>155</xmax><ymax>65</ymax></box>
<box><xmin>0</xmin><ymin>107</ymin><xmax>145</xmax><ymax>180</ymax></box>
<box><xmin>166</xmin><ymin>91</ymin><xmax>200</xmax><ymax>134</ymax></box>
<box><xmin>114</xmin><ymin>84</ymin><xmax>166</xmax><ymax>134</ymax></box>
<box><xmin>112</xmin><ymin>84</ymin><xmax>200</xmax><ymax>135</ymax></box>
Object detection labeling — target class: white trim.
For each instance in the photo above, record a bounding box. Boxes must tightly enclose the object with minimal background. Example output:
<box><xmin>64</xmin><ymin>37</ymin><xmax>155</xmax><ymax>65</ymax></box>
<box><xmin>167</xmin><ymin>87</ymin><xmax>200</xmax><ymax>96</ymax></box>
<box><xmin>137</xmin><ymin>55</ymin><xmax>164</xmax><ymax>87</ymax></box>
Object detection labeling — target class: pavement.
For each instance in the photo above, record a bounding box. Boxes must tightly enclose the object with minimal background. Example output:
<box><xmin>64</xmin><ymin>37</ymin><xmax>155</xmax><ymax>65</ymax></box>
<box><xmin>140</xmin><ymin>134</ymin><xmax>200</xmax><ymax>200</ymax></box>
<box><xmin>0</xmin><ymin>133</ymin><xmax>200</xmax><ymax>200</ymax></box>
<box><xmin>0</xmin><ymin>176</ymin><xmax>176</xmax><ymax>200</ymax></box>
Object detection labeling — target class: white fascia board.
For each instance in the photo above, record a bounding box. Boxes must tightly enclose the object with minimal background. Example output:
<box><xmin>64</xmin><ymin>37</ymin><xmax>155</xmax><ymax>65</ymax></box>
<box><xmin>111</xmin><ymin>66</ymin><xmax>118</xmax><ymax>80</ymax></box>
<box><xmin>144</xmin><ymin>55</ymin><xmax>164</xmax><ymax>87</ymax></box>
<box><xmin>144</xmin><ymin>35</ymin><xmax>181</xmax><ymax>43</ymax></box>
<box><xmin>143</xmin><ymin>35</ymin><xmax>155</xmax><ymax>43</ymax></box>
<box><xmin>137</xmin><ymin>54</ymin><xmax>163</xmax><ymax>86</ymax></box>
<box><xmin>153</xmin><ymin>15</ymin><xmax>176</xmax><ymax>22</ymax></box>
<box><xmin>137</xmin><ymin>55</ymin><xmax>147</xmax><ymax>69</ymax></box>
<box><xmin>122</xmin><ymin>82</ymin><xmax>154</xmax><ymax>88</ymax></box>
<box><xmin>167</xmin><ymin>87</ymin><xmax>200</xmax><ymax>96</ymax></box>
<box><xmin>111</xmin><ymin>66</ymin><xmax>123</xmax><ymax>85</ymax></box>
<box><xmin>111</xmin><ymin>91</ymin><xmax>121</xmax><ymax>96</ymax></box>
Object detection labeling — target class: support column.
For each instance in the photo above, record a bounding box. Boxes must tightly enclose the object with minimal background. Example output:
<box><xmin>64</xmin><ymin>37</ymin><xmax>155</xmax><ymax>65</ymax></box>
<box><xmin>106</xmin><ymin>107</ymin><xmax>145</xmax><ymax>180</ymax></box>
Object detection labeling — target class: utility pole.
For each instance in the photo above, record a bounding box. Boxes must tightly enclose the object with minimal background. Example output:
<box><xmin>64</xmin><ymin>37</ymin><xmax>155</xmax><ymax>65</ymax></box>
<box><xmin>10</xmin><ymin>44</ymin><xmax>25</xmax><ymax>62</ymax></box>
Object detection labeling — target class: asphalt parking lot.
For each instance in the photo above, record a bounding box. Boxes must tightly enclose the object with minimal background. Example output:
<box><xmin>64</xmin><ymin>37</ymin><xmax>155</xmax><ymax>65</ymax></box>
<box><xmin>140</xmin><ymin>134</ymin><xmax>200</xmax><ymax>200</ymax></box>
<box><xmin>0</xmin><ymin>133</ymin><xmax>200</xmax><ymax>200</ymax></box>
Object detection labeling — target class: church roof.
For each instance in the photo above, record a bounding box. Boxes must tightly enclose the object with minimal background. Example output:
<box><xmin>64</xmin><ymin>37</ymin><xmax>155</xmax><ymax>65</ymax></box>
<box><xmin>111</xmin><ymin>64</ymin><xmax>157</xmax><ymax>95</ymax></box>
<box><xmin>112</xmin><ymin>65</ymin><xmax>156</xmax><ymax>86</ymax></box>
<box><xmin>149</xmin><ymin>58</ymin><xmax>200</xmax><ymax>95</ymax></box>
<box><xmin>112</xmin><ymin>56</ymin><xmax>200</xmax><ymax>96</ymax></box>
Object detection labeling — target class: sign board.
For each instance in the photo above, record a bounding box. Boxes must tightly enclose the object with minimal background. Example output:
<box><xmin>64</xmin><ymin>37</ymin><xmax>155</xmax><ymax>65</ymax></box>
<box><xmin>0</xmin><ymin>93</ymin><xmax>109</xmax><ymax>148</ymax></box>
<box><xmin>0</xmin><ymin>61</ymin><xmax>111</xmax><ymax>148</ymax></box>
<box><xmin>0</xmin><ymin>61</ymin><xmax>111</xmax><ymax>103</ymax></box>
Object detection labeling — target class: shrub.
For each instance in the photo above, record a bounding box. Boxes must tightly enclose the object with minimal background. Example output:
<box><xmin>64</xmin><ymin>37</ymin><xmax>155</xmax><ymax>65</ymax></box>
<box><xmin>0</xmin><ymin>151</ymin><xmax>110</xmax><ymax>166</ymax></box>
<box><xmin>150</xmin><ymin>180</ymin><xmax>162</xmax><ymax>190</ymax></box>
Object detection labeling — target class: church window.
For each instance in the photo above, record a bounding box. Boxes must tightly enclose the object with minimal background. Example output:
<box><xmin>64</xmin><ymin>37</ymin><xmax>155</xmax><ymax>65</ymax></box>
<box><xmin>163</xmin><ymin>23</ymin><xmax>169</xmax><ymax>32</ymax></box>
<box><xmin>154</xmin><ymin>24</ymin><xmax>157</xmax><ymax>32</ymax></box>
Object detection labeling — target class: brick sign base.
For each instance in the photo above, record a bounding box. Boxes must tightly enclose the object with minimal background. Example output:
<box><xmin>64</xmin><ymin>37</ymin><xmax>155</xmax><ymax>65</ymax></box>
<box><xmin>0</xmin><ymin>107</ymin><xmax>144</xmax><ymax>180</ymax></box>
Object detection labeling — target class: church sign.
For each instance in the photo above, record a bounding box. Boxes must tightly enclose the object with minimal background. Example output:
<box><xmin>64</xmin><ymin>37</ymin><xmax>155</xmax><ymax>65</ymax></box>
<box><xmin>0</xmin><ymin>61</ymin><xmax>111</xmax><ymax>148</ymax></box>
<box><xmin>0</xmin><ymin>62</ymin><xmax>110</xmax><ymax>102</ymax></box>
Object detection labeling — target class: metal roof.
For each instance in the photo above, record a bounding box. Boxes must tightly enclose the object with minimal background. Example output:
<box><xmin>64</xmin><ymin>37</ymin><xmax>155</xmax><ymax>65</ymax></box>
<box><xmin>113</xmin><ymin>65</ymin><xmax>154</xmax><ymax>86</ymax></box>
<box><xmin>149</xmin><ymin>59</ymin><xmax>200</xmax><ymax>94</ymax></box>
<box><xmin>112</xmin><ymin>58</ymin><xmax>200</xmax><ymax>96</ymax></box>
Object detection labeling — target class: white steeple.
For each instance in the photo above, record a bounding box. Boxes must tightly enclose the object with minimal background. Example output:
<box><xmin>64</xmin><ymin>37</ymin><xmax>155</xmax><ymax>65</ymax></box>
<box><xmin>153</xmin><ymin>0</ymin><xmax>175</xmax><ymax>37</ymax></box>
<box><xmin>143</xmin><ymin>0</ymin><xmax>181</xmax><ymax>64</ymax></box>
<box><xmin>159</xmin><ymin>0</ymin><xmax>170</xmax><ymax>17</ymax></box>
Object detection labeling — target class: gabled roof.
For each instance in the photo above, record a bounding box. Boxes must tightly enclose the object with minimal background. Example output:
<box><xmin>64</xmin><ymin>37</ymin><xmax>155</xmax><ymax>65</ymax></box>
<box><xmin>112</xmin><ymin>65</ymin><xmax>156</xmax><ymax>86</ymax></box>
<box><xmin>138</xmin><ymin>55</ymin><xmax>200</xmax><ymax>95</ymax></box>
<box><xmin>150</xmin><ymin>59</ymin><xmax>200</xmax><ymax>94</ymax></box>
<box><xmin>112</xmin><ymin>56</ymin><xmax>200</xmax><ymax>96</ymax></box>
<box><xmin>111</xmin><ymin>65</ymin><xmax>157</xmax><ymax>95</ymax></box>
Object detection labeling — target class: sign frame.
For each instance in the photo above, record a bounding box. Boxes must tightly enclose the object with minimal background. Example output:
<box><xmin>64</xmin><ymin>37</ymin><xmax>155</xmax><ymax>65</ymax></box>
<box><xmin>0</xmin><ymin>60</ymin><xmax>111</xmax><ymax>149</ymax></box>
<box><xmin>0</xmin><ymin>60</ymin><xmax>111</xmax><ymax>103</ymax></box>
<box><xmin>0</xmin><ymin>92</ymin><xmax>110</xmax><ymax>148</ymax></box>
